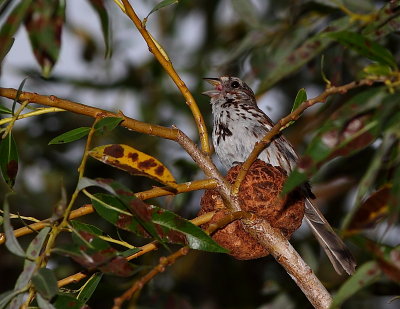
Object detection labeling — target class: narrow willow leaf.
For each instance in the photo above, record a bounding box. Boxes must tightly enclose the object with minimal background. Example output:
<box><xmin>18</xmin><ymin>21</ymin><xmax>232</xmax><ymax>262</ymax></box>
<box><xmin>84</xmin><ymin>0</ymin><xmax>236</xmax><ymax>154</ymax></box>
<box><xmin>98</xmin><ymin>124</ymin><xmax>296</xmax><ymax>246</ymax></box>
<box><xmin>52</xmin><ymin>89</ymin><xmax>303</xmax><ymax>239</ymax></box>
<box><xmin>282</xmin><ymin>88</ymin><xmax>307</xmax><ymax>130</ymax></box>
<box><xmin>0</xmin><ymin>133</ymin><xmax>19</xmax><ymax>188</ymax></box>
<box><xmin>331</xmin><ymin>261</ymin><xmax>382</xmax><ymax>307</ymax></box>
<box><xmin>327</xmin><ymin>31</ymin><xmax>397</xmax><ymax>69</ymax></box>
<box><xmin>144</xmin><ymin>0</ymin><xmax>179</xmax><ymax>25</ymax></box>
<box><xmin>3</xmin><ymin>194</ymin><xmax>25</xmax><ymax>257</ymax></box>
<box><xmin>92</xmin><ymin>188</ymin><xmax>227</xmax><ymax>253</ymax></box>
<box><xmin>53</xmin><ymin>294</ymin><xmax>85</xmax><ymax>309</ymax></box>
<box><xmin>15</xmin><ymin>227</ymin><xmax>51</xmax><ymax>289</ymax></box>
<box><xmin>93</xmin><ymin>116</ymin><xmax>123</xmax><ymax>136</ymax></box>
<box><xmin>0</xmin><ymin>0</ymin><xmax>32</xmax><ymax>62</ymax></box>
<box><xmin>283</xmin><ymin>87</ymin><xmax>391</xmax><ymax>194</ymax></box>
<box><xmin>0</xmin><ymin>104</ymin><xmax>12</xmax><ymax>114</ymax></box>
<box><xmin>36</xmin><ymin>294</ymin><xmax>56</xmax><ymax>309</ymax></box>
<box><xmin>48</xmin><ymin>127</ymin><xmax>90</xmax><ymax>145</ymax></box>
<box><xmin>346</xmin><ymin>185</ymin><xmax>390</xmax><ymax>234</ymax></box>
<box><xmin>12</xmin><ymin>77</ymin><xmax>28</xmax><ymax>114</ymax></box>
<box><xmin>24</xmin><ymin>0</ymin><xmax>66</xmax><ymax>77</ymax></box>
<box><xmin>77</xmin><ymin>273</ymin><xmax>103</xmax><ymax>303</ymax></box>
<box><xmin>62</xmin><ymin>221</ymin><xmax>136</xmax><ymax>277</ymax></box>
<box><xmin>89</xmin><ymin>144</ymin><xmax>176</xmax><ymax>186</ymax></box>
<box><xmin>32</xmin><ymin>268</ymin><xmax>58</xmax><ymax>300</ymax></box>
<box><xmin>0</xmin><ymin>290</ymin><xmax>21</xmax><ymax>309</ymax></box>
<box><xmin>76</xmin><ymin>177</ymin><xmax>117</xmax><ymax>194</ymax></box>
<box><xmin>88</xmin><ymin>0</ymin><xmax>111</xmax><ymax>58</ymax></box>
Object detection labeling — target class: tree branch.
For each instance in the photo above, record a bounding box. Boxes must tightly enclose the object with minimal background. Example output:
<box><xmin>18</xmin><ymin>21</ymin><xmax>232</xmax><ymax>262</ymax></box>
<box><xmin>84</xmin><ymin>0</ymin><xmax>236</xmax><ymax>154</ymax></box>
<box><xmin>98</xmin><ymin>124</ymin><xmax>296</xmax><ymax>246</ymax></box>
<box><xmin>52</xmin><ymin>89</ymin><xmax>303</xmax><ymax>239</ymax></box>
<box><xmin>119</xmin><ymin>0</ymin><xmax>211</xmax><ymax>154</ymax></box>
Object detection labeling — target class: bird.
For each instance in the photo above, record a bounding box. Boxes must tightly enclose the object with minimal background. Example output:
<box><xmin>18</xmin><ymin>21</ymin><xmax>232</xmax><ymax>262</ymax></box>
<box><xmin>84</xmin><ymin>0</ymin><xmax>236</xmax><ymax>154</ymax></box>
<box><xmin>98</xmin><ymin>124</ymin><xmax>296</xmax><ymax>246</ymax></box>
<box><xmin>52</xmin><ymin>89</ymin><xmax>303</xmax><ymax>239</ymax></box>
<box><xmin>203</xmin><ymin>76</ymin><xmax>356</xmax><ymax>275</ymax></box>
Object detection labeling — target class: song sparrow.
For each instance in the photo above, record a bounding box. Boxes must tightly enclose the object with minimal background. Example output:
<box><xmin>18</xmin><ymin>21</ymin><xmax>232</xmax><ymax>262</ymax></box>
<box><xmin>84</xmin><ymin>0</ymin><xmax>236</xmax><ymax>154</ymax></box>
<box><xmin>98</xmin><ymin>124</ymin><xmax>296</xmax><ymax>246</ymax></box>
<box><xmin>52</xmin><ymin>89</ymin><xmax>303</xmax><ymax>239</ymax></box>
<box><xmin>203</xmin><ymin>76</ymin><xmax>356</xmax><ymax>275</ymax></box>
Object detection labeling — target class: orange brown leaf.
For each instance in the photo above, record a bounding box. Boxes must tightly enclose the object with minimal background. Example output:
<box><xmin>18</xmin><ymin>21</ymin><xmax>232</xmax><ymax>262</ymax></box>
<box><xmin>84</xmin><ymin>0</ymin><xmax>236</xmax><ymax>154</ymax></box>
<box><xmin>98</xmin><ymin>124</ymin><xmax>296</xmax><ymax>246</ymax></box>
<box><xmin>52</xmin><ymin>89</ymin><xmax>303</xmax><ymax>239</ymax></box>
<box><xmin>89</xmin><ymin>144</ymin><xmax>176</xmax><ymax>186</ymax></box>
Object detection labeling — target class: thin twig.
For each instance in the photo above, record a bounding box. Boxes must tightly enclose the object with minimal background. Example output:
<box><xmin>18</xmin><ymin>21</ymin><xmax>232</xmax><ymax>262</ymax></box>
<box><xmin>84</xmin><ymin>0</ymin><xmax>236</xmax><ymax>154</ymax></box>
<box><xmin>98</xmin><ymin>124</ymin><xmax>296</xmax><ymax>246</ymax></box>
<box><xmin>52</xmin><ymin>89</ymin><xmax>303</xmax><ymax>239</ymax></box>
<box><xmin>119</xmin><ymin>0</ymin><xmax>211</xmax><ymax>154</ymax></box>
<box><xmin>113</xmin><ymin>247</ymin><xmax>190</xmax><ymax>309</ymax></box>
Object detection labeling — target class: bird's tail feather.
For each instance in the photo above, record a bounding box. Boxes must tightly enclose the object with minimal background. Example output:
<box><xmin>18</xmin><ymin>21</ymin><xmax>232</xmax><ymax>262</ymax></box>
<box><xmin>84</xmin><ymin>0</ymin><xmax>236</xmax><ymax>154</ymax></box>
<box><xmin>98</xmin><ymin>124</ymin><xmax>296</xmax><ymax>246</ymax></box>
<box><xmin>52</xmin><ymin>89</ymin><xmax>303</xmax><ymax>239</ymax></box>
<box><xmin>305</xmin><ymin>199</ymin><xmax>356</xmax><ymax>275</ymax></box>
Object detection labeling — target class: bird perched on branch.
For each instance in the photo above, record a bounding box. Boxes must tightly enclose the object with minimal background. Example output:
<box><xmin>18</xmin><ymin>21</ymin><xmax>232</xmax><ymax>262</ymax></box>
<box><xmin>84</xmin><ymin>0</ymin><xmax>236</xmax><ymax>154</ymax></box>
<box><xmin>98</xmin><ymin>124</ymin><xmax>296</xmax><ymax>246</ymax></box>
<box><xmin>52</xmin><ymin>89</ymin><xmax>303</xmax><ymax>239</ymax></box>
<box><xmin>203</xmin><ymin>76</ymin><xmax>356</xmax><ymax>275</ymax></box>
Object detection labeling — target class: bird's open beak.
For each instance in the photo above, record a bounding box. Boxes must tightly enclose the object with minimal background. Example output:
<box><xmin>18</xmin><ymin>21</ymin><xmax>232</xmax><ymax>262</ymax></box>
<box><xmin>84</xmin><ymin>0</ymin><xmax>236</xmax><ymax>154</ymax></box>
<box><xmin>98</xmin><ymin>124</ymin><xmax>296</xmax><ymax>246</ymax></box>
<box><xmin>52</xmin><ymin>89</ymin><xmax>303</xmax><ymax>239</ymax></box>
<box><xmin>202</xmin><ymin>77</ymin><xmax>222</xmax><ymax>97</ymax></box>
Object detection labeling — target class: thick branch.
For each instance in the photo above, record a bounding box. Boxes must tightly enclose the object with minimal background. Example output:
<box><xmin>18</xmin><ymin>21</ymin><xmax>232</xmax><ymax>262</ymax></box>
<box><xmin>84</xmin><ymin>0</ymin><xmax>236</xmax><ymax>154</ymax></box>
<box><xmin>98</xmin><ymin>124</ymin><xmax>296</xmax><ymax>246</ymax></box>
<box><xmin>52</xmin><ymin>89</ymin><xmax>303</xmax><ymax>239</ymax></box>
<box><xmin>176</xmin><ymin>131</ymin><xmax>332</xmax><ymax>309</ymax></box>
<box><xmin>0</xmin><ymin>88</ymin><xmax>178</xmax><ymax>140</ymax></box>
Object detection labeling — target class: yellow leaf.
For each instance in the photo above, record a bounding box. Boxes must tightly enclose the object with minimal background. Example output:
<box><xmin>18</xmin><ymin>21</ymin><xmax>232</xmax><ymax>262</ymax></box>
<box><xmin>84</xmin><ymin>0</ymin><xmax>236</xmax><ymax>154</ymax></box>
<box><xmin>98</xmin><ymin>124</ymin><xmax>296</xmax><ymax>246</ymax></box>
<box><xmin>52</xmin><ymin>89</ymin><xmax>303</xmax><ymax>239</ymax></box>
<box><xmin>89</xmin><ymin>144</ymin><xmax>176</xmax><ymax>186</ymax></box>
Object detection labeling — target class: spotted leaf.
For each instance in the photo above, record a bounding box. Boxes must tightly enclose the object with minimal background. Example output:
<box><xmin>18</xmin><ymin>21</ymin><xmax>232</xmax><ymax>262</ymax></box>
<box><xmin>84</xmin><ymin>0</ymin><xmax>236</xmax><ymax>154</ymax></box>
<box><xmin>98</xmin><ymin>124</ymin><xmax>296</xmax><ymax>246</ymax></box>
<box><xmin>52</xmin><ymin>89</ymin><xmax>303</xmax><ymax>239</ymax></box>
<box><xmin>24</xmin><ymin>0</ymin><xmax>66</xmax><ymax>77</ymax></box>
<box><xmin>89</xmin><ymin>144</ymin><xmax>176</xmax><ymax>186</ymax></box>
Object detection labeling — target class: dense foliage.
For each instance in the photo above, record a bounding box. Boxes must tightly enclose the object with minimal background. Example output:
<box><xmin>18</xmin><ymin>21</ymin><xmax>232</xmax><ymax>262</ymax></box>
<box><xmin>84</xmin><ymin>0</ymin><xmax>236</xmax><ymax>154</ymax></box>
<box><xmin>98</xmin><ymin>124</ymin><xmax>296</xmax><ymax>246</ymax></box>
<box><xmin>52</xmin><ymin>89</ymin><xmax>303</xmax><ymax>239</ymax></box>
<box><xmin>1</xmin><ymin>0</ymin><xmax>400</xmax><ymax>308</ymax></box>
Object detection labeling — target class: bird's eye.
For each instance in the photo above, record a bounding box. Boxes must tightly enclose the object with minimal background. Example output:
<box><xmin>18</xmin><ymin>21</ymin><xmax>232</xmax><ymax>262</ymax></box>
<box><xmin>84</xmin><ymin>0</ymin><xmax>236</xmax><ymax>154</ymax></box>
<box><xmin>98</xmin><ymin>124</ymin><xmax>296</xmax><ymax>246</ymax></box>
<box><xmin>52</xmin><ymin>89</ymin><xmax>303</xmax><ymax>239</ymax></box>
<box><xmin>231</xmin><ymin>81</ymin><xmax>240</xmax><ymax>88</ymax></box>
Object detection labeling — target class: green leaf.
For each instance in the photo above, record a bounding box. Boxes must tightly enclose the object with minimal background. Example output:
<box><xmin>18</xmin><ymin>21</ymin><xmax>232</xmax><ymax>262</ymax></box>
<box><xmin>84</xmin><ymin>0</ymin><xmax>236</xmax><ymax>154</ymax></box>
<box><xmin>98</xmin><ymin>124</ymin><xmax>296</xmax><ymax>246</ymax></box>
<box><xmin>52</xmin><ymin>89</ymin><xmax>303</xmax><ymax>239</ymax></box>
<box><xmin>53</xmin><ymin>294</ymin><xmax>85</xmax><ymax>309</ymax></box>
<box><xmin>283</xmin><ymin>87</ymin><xmax>391</xmax><ymax>194</ymax></box>
<box><xmin>12</xmin><ymin>77</ymin><xmax>28</xmax><ymax>115</ymax></box>
<box><xmin>32</xmin><ymin>268</ymin><xmax>58</xmax><ymax>300</ymax></box>
<box><xmin>36</xmin><ymin>294</ymin><xmax>56</xmax><ymax>309</ymax></box>
<box><xmin>257</xmin><ymin>16</ymin><xmax>356</xmax><ymax>93</ymax></box>
<box><xmin>0</xmin><ymin>290</ymin><xmax>21</xmax><ymax>309</ymax></box>
<box><xmin>24</xmin><ymin>0</ymin><xmax>66</xmax><ymax>77</ymax></box>
<box><xmin>0</xmin><ymin>0</ymin><xmax>32</xmax><ymax>62</ymax></box>
<box><xmin>76</xmin><ymin>177</ymin><xmax>117</xmax><ymax>194</ymax></box>
<box><xmin>331</xmin><ymin>261</ymin><xmax>382</xmax><ymax>307</ymax></box>
<box><xmin>327</xmin><ymin>31</ymin><xmax>397</xmax><ymax>69</ymax></box>
<box><xmin>59</xmin><ymin>221</ymin><xmax>136</xmax><ymax>277</ymax></box>
<box><xmin>91</xmin><ymin>190</ymin><xmax>227</xmax><ymax>253</ymax></box>
<box><xmin>0</xmin><ymin>104</ymin><xmax>12</xmax><ymax>114</ymax></box>
<box><xmin>3</xmin><ymin>194</ymin><xmax>25</xmax><ymax>257</ymax></box>
<box><xmin>48</xmin><ymin>127</ymin><xmax>90</xmax><ymax>145</ymax></box>
<box><xmin>94</xmin><ymin>116</ymin><xmax>123</xmax><ymax>136</ymax></box>
<box><xmin>291</xmin><ymin>88</ymin><xmax>307</xmax><ymax>113</ymax></box>
<box><xmin>0</xmin><ymin>132</ymin><xmax>19</xmax><ymax>188</ymax></box>
<box><xmin>362</xmin><ymin>63</ymin><xmax>392</xmax><ymax>76</ymax></box>
<box><xmin>77</xmin><ymin>272</ymin><xmax>103</xmax><ymax>303</ymax></box>
<box><xmin>282</xmin><ymin>88</ymin><xmax>307</xmax><ymax>130</ymax></box>
<box><xmin>14</xmin><ymin>227</ymin><xmax>51</xmax><ymax>289</ymax></box>
<box><xmin>144</xmin><ymin>0</ymin><xmax>179</xmax><ymax>25</ymax></box>
<box><xmin>88</xmin><ymin>0</ymin><xmax>111</xmax><ymax>58</ymax></box>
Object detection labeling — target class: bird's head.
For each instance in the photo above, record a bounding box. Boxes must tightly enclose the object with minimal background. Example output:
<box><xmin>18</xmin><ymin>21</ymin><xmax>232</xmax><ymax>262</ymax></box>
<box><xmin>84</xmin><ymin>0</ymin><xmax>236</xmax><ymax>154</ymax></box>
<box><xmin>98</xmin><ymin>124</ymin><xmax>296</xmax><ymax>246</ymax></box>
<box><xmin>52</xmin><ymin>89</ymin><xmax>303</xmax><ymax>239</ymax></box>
<box><xmin>202</xmin><ymin>76</ymin><xmax>256</xmax><ymax>104</ymax></box>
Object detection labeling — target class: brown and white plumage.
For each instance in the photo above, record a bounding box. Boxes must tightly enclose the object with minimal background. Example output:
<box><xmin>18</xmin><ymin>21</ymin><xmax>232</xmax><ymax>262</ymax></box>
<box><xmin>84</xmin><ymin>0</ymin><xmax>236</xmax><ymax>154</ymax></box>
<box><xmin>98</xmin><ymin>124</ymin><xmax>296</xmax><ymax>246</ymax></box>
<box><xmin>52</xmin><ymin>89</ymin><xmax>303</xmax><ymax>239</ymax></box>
<box><xmin>203</xmin><ymin>76</ymin><xmax>356</xmax><ymax>275</ymax></box>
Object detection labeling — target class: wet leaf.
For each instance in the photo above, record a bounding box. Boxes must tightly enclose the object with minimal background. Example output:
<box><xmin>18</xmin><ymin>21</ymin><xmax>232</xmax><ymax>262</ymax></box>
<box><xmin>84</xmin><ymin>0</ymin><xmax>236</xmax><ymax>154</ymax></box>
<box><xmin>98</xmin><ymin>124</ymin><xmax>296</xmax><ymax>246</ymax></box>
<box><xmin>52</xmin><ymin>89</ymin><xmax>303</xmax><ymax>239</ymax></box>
<box><xmin>331</xmin><ymin>261</ymin><xmax>382</xmax><ymax>307</ymax></box>
<box><xmin>327</xmin><ymin>31</ymin><xmax>397</xmax><ymax>69</ymax></box>
<box><xmin>347</xmin><ymin>185</ymin><xmax>390</xmax><ymax>234</ymax></box>
<box><xmin>144</xmin><ymin>0</ymin><xmax>179</xmax><ymax>25</ymax></box>
<box><xmin>24</xmin><ymin>0</ymin><xmax>66</xmax><ymax>77</ymax></box>
<box><xmin>0</xmin><ymin>132</ymin><xmax>19</xmax><ymax>188</ymax></box>
<box><xmin>32</xmin><ymin>268</ymin><xmax>58</xmax><ymax>300</ymax></box>
<box><xmin>77</xmin><ymin>272</ymin><xmax>103</xmax><ymax>303</ymax></box>
<box><xmin>0</xmin><ymin>0</ymin><xmax>32</xmax><ymax>63</ymax></box>
<box><xmin>88</xmin><ymin>0</ymin><xmax>111</xmax><ymax>58</ymax></box>
<box><xmin>89</xmin><ymin>144</ymin><xmax>176</xmax><ymax>186</ymax></box>
<box><xmin>3</xmin><ymin>194</ymin><xmax>25</xmax><ymax>257</ymax></box>
<box><xmin>48</xmin><ymin>127</ymin><xmax>90</xmax><ymax>145</ymax></box>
